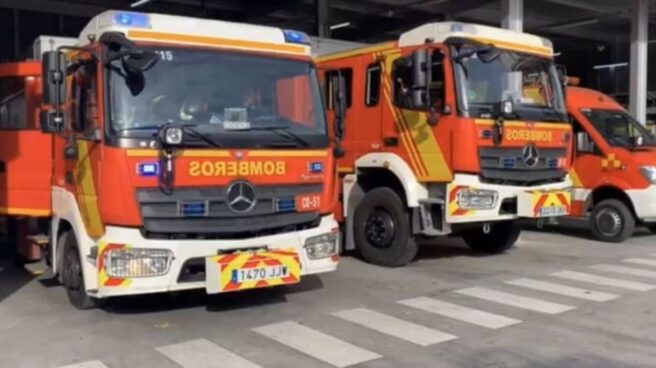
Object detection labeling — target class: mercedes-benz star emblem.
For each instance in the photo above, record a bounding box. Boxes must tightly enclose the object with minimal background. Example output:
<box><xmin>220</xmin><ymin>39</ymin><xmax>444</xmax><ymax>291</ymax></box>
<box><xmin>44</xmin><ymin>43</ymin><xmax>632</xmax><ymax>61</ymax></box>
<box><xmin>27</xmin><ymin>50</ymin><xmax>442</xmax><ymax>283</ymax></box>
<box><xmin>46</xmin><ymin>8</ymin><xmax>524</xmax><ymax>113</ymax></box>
<box><xmin>226</xmin><ymin>181</ymin><xmax>257</xmax><ymax>213</ymax></box>
<box><xmin>522</xmin><ymin>143</ymin><xmax>540</xmax><ymax>168</ymax></box>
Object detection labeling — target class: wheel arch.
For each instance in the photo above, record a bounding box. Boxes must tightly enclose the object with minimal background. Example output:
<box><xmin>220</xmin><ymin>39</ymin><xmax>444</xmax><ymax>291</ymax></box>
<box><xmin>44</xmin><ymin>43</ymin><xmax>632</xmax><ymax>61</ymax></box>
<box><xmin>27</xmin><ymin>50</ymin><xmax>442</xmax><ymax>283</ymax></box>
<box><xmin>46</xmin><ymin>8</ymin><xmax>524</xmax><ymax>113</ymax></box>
<box><xmin>588</xmin><ymin>185</ymin><xmax>637</xmax><ymax>218</ymax></box>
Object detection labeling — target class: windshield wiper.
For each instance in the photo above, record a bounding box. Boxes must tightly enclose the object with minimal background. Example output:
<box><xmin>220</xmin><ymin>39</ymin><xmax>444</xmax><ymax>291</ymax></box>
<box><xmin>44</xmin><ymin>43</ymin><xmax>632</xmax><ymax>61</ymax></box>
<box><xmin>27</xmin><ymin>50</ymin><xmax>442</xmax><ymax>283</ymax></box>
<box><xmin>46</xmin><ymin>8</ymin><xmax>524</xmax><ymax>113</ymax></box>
<box><xmin>183</xmin><ymin>126</ymin><xmax>223</xmax><ymax>148</ymax></box>
<box><xmin>245</xmin><ymin>124</ymin><xmax>310</xmax><ymax>148</ymax></box>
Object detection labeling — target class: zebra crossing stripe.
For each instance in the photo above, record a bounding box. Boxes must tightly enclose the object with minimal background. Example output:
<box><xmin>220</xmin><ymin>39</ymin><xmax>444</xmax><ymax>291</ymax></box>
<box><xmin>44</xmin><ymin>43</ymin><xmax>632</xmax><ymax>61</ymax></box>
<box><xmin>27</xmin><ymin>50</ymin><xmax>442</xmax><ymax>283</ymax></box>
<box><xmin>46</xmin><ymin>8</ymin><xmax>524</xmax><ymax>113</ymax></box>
<box><xmin>398</xmin><ymin>297</ymin><xmax>521</xmax><ymax>329</ymax></box>
<box><xmin>57</xmin><ymin>361</ymin><xmax>109</xmax><ymax>368</ymax></box>
<box><xmin>332</xmin><ymin>308</ymin><xmax>458</xmax><ymax>346</ymax></box>
<box><xmin>157</xmin><ymin>338</ymin><xmax>262</xmax><ymax>368</ymax></box>
<box><xmin>455</xmin><ymin>287</ymin><xmax>575</xmax><ymax>314</ymax></box>
<box><xmin>506</xmin><ymin>278</ymin><xmax>618</xmax><ymax>302</ymax></box>
<box><xmin>590</xmin><ymin>264</ymin><xmax>656</xmax><ymax>279</ymax></box>
<box><xmin>623</xmin><ymin>258</ymin><xmax>656</xmax><ymax>268</ymax></box>
<box><xmin>253</xmin><ymin>321</ymin><xmax>381</xmax><ymax>367</ymax></box>
<box><xmin>551</xmin><ymin>271</ymin><xmax>656</xmax><ymax>291</ymax></box>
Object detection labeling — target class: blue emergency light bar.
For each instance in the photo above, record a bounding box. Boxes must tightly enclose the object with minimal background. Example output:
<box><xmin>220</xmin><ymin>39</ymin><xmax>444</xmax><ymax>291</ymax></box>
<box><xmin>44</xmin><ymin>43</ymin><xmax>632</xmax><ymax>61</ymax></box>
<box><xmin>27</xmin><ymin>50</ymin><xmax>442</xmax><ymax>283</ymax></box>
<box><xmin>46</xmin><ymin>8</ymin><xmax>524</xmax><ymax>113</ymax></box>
<box><xmin>283</xmin><ymin>30</ymin><xmax>311</xmax><ymax>45</ymax></box>
<box><xmin>113</xmin><ymin>12</ymin><xmax>152</xmax><ymax>29</ymax></box>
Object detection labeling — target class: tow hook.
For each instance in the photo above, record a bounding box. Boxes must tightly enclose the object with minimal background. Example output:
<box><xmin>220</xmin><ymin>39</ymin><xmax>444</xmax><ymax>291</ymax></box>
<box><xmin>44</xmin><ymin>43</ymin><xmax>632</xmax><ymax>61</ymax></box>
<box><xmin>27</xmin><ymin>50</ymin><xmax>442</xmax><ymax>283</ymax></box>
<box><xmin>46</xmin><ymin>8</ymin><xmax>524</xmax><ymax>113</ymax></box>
<box><xmin>483</xmin><ymin>223</ymin><xmax>492</xmax><ymax>234</ymax></box>
<box><xmin>536</xmin><ymin>219</ymin><xmax>545</xmax><ymax>230</ymax></box>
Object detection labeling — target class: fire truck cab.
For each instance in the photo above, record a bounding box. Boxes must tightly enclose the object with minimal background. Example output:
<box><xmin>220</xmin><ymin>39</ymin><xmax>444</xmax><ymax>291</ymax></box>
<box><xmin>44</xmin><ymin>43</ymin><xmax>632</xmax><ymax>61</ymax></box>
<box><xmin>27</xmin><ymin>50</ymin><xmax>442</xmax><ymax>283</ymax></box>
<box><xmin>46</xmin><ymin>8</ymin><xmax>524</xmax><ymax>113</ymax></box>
<box><xmin>0</xmin><ymin>11</ymin><xmax>339</xmax><ymax>309</ymax></box>
<box><xmin>317</xmin><ymin>22</ymin><xmax>573</xmax><ymax>267</ymax></box>
<box><xmin>568</xmin><ymin>86</ymin><xmax>656</xmax><ymax>242</ymax></box>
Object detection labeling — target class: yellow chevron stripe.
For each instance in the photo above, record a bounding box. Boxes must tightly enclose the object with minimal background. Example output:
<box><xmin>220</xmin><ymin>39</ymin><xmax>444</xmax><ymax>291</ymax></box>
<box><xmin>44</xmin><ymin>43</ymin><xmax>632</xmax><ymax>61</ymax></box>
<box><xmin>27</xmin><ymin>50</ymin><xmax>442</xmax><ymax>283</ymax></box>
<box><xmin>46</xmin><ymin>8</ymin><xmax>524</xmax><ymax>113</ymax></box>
<box><xmin>76</xmin><ymin>141</ymin><xmax>104</xmax><ymax>238</ymax></box>
<box><xmin>569</xmin><ymin>169</ymin><xmax>583</xmax><ymax>188</ymax></box>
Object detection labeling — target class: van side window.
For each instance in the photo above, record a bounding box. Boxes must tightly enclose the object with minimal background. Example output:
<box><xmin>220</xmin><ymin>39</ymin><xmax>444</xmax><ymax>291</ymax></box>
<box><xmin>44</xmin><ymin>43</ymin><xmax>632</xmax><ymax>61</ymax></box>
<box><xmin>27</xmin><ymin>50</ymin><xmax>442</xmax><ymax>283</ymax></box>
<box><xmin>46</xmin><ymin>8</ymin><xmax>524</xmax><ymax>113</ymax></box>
<box><xmin>325</xmin><ymin>68</ymin><xmax>353</xmax><ymax>109</ymax></box>
<box><xmin>72</xmin><ymin>62</ymin><xmax>98</xmax><ymax>136</ymax></box>
<box><xmin>0</xmin><ymin>77</ymin><xmax>27</xmax><ymax>129</ymax></box>
<box><xmin>365</xmin><ymin>63</ymin><xmax>381</xmax><ymax>107</ymax></box>
<box><xmin>392</xmin><ymin>57</ymin><xmax>412</xmax><ymax>108</ymax></box>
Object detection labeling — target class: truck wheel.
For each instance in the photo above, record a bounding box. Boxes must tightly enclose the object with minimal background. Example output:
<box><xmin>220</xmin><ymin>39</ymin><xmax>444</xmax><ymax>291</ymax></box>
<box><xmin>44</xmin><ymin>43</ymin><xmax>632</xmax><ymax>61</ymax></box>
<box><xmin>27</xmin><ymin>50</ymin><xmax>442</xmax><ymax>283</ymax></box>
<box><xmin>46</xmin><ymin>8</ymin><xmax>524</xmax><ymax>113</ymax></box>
<box><xmin>590</xmin><ymin>199</ymin><xmax>635</xmax><ymax>243</ymax></box>
<box><xmin>353</xmin><ymin>187</ymin><xmax>418</xmax><ymax>267</ymax></box>
<box><xmin>60</xmin><ymin>231</ymin><xmax>103</xmax><ymax>310</ymax></box>
<box><xmin>462</xmin><ymin>221</ymin><xmax>520</xmax><ymax>253</ymax></box>
<box><xmin>647</xmin><ymin>224</ymin><xmax>656</xmax><ymax>234</ymax></box>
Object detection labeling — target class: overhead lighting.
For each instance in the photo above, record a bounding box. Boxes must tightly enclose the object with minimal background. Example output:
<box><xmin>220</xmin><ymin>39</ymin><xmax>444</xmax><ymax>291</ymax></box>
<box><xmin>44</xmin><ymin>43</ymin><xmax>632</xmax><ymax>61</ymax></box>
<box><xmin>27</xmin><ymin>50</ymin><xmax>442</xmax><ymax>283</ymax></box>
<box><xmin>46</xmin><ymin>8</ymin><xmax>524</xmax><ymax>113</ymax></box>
<box><xmin>548</xmin><ymin>18</ymin><xmax>599</xmax><ymax>30</ymax></box>
<box><xmin>553</xmin><ymin>52</ymin><xmax>562</xmax><ymax>57</ymax></box>
<box><xmin>593</xmin><ymin>62</ymin><xmax>628</xmax><ymax>70</ymax></box>
<box><xmin>131</xmin><ymin>0</ymin><xmax>154</xmax><ymax>8</ymax></box>
<box><xmin>330</xmin><ymin>22</ymin><xmax>351</xmax><ymax>31</ymax></box>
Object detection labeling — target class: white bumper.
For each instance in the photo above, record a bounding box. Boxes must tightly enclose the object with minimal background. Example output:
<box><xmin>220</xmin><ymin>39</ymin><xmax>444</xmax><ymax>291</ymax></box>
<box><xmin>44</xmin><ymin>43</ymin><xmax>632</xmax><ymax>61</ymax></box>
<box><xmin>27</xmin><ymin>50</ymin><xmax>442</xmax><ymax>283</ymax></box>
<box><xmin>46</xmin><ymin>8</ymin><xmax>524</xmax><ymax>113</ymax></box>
<box><xmin>86</xmin><ymin>215</ymin><xmax>339</xmax><ymax>298</ymax></box>
<box><xmin>626</xmin><ymin>185</ymin><xmax>656</xmax><ymax>222</ymax></box>
<box><xmin>446</xmin><ymin>174</ymin><xmax>572</xmax><ymax>224</ymax></box>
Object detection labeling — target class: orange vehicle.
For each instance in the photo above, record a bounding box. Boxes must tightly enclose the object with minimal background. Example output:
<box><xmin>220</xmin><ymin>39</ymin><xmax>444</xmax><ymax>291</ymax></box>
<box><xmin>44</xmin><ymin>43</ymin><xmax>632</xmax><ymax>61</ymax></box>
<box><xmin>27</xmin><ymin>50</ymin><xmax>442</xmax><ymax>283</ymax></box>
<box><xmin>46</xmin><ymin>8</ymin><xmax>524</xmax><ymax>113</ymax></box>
<box><xmin>0</xmin><ymin>11</ymin><xmax>339</xmax><ymax>309</ymax></box>
<box><xmin>568</xmin><ymin>86</ymin><xmax>656</xmax><ymax>242</ymax></box>
<box><xmin>317</xmin><ymin>22</ymin><xmax>573</xmax><ymax>267</ymax></box>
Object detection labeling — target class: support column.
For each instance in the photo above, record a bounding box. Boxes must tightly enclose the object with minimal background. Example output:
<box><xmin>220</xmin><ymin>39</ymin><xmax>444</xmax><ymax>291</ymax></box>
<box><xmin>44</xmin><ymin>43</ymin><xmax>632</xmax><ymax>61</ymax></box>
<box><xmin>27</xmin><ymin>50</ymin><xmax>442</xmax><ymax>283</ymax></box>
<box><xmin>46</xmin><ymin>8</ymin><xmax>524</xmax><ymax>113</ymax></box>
<box><xmin>501</xmin><ymin>0</ymin><xmax>523</xmax><ymax>32</ymax></box>
<box><xmin>316</xmin><ymin>0</ymin><xmax>331</xmax><ymax>38</ymax></box>
<box><xmin>629</xmin><ymin>0</ymin><xmax>649</xmax><ymax>123</ymax></box>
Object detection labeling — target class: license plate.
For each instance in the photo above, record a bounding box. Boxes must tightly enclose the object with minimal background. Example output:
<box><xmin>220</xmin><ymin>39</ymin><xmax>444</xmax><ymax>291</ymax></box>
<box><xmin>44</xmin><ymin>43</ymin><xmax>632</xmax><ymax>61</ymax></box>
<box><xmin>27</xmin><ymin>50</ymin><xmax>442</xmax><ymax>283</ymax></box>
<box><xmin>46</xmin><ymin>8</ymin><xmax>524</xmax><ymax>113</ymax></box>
<box><xmin>539</xmin><ymin>206</ymin><xmax>567</xmax><ymax>217</ymax></box>
<box><xmin>205</xmin><ymin>248</ymin><xmax>301</xmax><ymax>294</ymax></box>
<box><xmin>232</xmin><ymin>265</ymin><xmax>289</xmax><ymax>283</ymax></box>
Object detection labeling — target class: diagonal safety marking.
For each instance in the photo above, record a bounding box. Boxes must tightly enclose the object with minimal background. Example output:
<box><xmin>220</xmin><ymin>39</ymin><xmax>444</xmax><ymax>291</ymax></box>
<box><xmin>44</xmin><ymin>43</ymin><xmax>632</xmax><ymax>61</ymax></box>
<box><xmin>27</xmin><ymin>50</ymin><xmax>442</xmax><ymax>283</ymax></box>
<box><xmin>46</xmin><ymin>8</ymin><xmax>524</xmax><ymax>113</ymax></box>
<box><xmin>57</xmin><ymin>361</ymin><xmax>110</xmax><ymax>368</ymax></box>
<box><xmin>398</xmin><ymin>297</ymin><xmax>521</xmax><ymax>329</ymax></box>
<box><xmin>551</xmin><ymin>271</ymin><xmax>656</xmax><ymax>291</ymax></box>
<box><xmin>506</xmin><ymin>278</ymin><xmax>618</xmax><ymax>302</ymax></box>
<box><xmin>332</xmin><ymin>308</ymin><xmax>458</xmax><ymax>346</ymax></box>
<box><xmin>455</xmin><ymin>287</ymin><xmax>575</xmax><ymax>315</ymax></box>
<box><xmin>253</xmin><ymin>321</ymin><xmax>381</xmax><ymax>368</ymax></box>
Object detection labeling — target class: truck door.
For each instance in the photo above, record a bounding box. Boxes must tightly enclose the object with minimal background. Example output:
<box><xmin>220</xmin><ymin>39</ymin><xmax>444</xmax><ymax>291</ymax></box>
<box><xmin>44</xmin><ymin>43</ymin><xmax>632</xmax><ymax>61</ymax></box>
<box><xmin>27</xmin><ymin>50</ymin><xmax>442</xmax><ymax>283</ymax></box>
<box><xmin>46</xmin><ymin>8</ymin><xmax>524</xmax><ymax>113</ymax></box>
<box><xmin>570</xmin><ymin>117</ymin><xmax>603</xmax><ymax>216</ymax></box>
<box><xmin>54</xmin><ymin>59</ymin><xmax>104</xmax><ymax>237</ymax></box>
<box><xmin>0</xmin><ymin>63</ymin><xmax>53</xmax><ymax>217</ymax></box>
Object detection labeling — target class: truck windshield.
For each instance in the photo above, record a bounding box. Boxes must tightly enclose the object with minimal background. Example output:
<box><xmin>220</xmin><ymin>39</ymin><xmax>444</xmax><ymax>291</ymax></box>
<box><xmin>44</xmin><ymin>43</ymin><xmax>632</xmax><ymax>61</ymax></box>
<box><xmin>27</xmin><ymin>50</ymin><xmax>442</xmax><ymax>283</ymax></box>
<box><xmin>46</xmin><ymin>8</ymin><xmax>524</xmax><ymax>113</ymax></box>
<box><xmin>452</xmin><ymin>45</ymin><xmax>566</xmax><ymax>122</ymax></box>
<box><xmin>108</xmin><ymin>47</ymin><xmax>328</xmax><ymax>148</ymax></box>
<box><xmin>581</xmin><ymin>108</ymin><xmax>656</xmax><ymax>147</ymax></box>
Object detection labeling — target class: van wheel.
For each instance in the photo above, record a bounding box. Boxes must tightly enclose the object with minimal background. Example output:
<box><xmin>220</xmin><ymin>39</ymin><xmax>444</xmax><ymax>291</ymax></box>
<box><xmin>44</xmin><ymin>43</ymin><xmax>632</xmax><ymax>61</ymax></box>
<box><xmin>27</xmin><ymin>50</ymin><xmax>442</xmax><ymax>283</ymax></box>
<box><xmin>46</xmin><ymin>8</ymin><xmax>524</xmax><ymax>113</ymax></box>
<box><xmin>462</xmin><ymin>221</ymin><xmax>520</xmax><ymax>253</ymax></box>
<box><xmin>590</xmin><ymin>199</ymin><xmax>635</xmax><ymax>243</ymax></box>
<box><xmin>353</xmin><ymin>187</ymin><xmax>418</xmax><ymax>267</ymax></box>
<box><xmin>60</xmin><ymin>231</ymin><xmax>103</xmax><ymax>310</ymax></box>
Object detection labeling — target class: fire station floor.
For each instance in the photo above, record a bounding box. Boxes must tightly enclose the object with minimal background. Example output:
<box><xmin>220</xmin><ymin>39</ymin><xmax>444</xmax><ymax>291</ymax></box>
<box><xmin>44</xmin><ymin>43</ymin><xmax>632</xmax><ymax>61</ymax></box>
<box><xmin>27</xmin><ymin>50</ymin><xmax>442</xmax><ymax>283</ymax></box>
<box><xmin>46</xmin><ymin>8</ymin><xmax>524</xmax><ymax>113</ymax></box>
<box><xmin>2</xmin><ymin>222</ymin><xmax>656</xmax><ymax>368</ymax></box>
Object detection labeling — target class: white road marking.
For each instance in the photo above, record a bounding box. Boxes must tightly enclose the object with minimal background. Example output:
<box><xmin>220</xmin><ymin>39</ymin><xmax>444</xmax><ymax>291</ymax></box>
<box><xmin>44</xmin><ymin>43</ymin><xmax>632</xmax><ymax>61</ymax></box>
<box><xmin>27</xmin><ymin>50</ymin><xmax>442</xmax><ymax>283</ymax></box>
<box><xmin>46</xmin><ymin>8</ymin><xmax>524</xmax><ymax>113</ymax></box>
<box><xmin>253</xmin><ymin>321</ymin><xmax>381</xmax><ymax>368</ymax></box>
<box><xmin>58</xmin><ymin>361</ymin><xmax>109</xmax><ymax>368</ymax></box>
<box><xmin>332</xmin><ymin>308</ymin><xmax>458</xmax><ymax>347</ymax></box>
<box><xmin>157</xmin><ymin>338</ymin><xmax>262</xmax><ymax>368</ymax></box>
<box><xmin>590</xmin><ymin>264</ymin><xmax>656</xmax><ymax>279</ymax></box>
<box><xmin>623</xmin><ymin>258</ymin><xmax>656</xmax><ymax>267</ymax></box>
<box><xmin>551</xmin><ymin>271</ymin><xmax>656</xmax><ymax>291</ymax></box>
<box><xmin>455</xmin><ymin>287</ymin><xmax>575</xmax><ymax>315</ymax></box>
<box><xmin>398</xmin><ymin>297</ymin><xmax>521</xmax><ymax>329</ymax></box>
<box><xmin>506</xmin><ymin>278</ymin><xmax>618</xmax><ymax>302</ymax></box>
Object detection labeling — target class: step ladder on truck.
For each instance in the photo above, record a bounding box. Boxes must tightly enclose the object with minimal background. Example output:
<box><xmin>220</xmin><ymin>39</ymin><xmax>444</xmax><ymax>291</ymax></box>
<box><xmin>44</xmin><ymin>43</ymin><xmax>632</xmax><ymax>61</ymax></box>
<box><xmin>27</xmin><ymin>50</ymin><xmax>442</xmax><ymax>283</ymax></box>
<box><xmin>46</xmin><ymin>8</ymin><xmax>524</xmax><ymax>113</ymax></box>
<box><xmin>0</xmin><ymin>10</ymin><xmax>340</xmax><ymax>309</ymax></box>
<box><xmin>316</xmin><ymin>22</ymin><xmax>574</xmax><ymax>267</ymax></box>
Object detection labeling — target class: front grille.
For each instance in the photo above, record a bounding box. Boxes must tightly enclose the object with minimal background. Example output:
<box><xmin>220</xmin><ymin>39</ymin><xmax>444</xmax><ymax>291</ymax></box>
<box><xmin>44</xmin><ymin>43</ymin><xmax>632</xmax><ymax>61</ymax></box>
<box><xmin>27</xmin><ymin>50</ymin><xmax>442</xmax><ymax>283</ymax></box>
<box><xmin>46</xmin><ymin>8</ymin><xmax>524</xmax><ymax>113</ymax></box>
<box><xmin>137</xmin><ymin>184</ymin><xmax>322</xmax><ymax>239</ymax></box>
<box><xmin>479</xmin><ymin>147</ymin><xmax>567</xmax><ymax>186</ymax></box>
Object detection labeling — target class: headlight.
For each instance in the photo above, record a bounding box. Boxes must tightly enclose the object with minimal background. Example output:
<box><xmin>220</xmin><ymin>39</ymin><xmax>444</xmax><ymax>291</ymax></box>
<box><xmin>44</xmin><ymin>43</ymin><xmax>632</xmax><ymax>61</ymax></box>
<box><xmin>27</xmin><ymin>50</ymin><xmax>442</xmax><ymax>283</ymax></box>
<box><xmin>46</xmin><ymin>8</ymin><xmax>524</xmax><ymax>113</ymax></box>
<box><xmin>640</xmin><ymin>166</ymin><xmax>656</xmax><ymax>184</ymax></box>
<box><xmin>164</xmin><ymin>126</ymin><xmax>183</xmax><ymax>145</ymax></box>
<box><xmin>457</xmin><ymin>189</ymin><xmax>498</xmax><ymax>210</ymax></box>
<box><xmin>304</xmin><ymin>231</ymin><xmax>338</xmax><ymax>260</ymax></box>
<box><xmin>105</xmin><ymin>248</ymin><xmax>173</xmax><ymax>278</ymax></box>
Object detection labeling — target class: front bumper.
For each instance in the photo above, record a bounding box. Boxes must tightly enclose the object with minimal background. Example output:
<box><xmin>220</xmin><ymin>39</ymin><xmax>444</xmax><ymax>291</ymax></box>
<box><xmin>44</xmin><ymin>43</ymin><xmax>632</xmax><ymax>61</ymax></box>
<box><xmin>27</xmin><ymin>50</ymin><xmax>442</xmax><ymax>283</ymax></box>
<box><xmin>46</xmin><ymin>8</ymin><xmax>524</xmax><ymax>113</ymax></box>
<box><xmin>87</xmin><ymin>214</ymin><xmax>339</xmax><ymax>298</ymax></box>
<box><xmin>446</xmin><ymin>174</ymin><xmax>572</xmax><ymax>224</ymax></box>
<box><xmin>626</xmin><ymin>185</ymin><xmax>656</xmax><ymax>222</ymax></box>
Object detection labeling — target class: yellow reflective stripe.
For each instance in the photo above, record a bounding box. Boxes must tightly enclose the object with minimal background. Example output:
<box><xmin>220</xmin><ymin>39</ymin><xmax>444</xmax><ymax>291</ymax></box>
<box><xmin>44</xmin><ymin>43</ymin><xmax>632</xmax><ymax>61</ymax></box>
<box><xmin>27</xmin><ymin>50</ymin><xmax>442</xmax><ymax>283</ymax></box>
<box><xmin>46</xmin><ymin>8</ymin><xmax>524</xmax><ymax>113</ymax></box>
<box><xmin>400</xmin><ymin>109</ymin><xmax>453</xmax><ymax>181</ymax></box>
<box><xmin>0</xmin><ymin>207</ymin><xmax>51</xmax><ymax>217</ymax></box>
<box><xmin>569</xmin><ymin>169</ymin><xmax>583</xmax><ymax>188</ymax></box>
<box><xmin>247</xmin><ymin>150</ymin><xmax>328</xmax><ymax>157</ymax></box>
<box><xmin>126</xmin><ymin>149</ymin><xmax>327</xmax><ymax>158</ymax></box>
<box><xmin>474</xmin><ymin>119</ymin><xmax>571</xmax><ymax>130</ymax></box>
<box><xmin>470</xmin><ymin>36</ymin><xmax>553</xmax><ymax>57</ymax></box>
<box><xmin>315</xmin><ymin>41</ymin><xmax>395</xmax><ymax>62</ymax></box>
<box><xmin>76</xmin><ymin>141</ymin><xmax>104</xmax><ymax>238</ymax></box>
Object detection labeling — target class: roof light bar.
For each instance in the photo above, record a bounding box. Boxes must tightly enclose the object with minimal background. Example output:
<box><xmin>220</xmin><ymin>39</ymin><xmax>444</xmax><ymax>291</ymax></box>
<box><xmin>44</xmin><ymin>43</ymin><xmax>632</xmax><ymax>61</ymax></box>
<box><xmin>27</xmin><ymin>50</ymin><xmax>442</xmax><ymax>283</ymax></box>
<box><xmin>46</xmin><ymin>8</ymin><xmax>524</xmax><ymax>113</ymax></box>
<box><xmin>113</xmin><ymin>12</ymin><xmax>152</xmax><ymax>29</ymax></box>
<box><xmin>283</xmin><ymin>30</ymin><xmax>311</xmax><ymax>45</ymax></box>
<box><xmin>330</xmin><ymin>22</ymin><xmax>351</xmax><ymax>31</ymax></box>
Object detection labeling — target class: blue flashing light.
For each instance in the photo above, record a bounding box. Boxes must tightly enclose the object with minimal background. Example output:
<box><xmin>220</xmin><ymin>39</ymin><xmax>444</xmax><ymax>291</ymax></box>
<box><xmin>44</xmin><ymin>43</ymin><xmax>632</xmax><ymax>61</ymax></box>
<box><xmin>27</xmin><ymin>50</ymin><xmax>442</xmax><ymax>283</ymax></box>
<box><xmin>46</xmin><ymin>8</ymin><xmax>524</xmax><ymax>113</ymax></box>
<box><xmin>480</xmin><ymin>130</ymin><xmax>493</xmax><ymax>139</ymax></box>
<box><xmin>501</xmin><ymin>157</ymin><xmax>516</xmax><ymax>168</ymax></box>
<box><xmin>283</xmin><ymin>29</ymin><xmax>311</xmax><ymax>45</ymax></box>
<box><xmin>180</xmin><ymin>201</ymin><xmax>208</xmax><ymax>217</ymax></box>
<box><xmin>137</xmin><ymin>162</ymin><xmax>159</xmax><ymax>177</ymax></box>
<box><xmin>548</xmin><ymin>158</ymin><xmax>558</xmax><ymax>168</ymax></box>
<box><xmin>113</xmin><ymin>12</ymin><xmax>151</xmax><ymax>28</ymax></box>
<box><xmin>309</xmin><ymin>162</ymin><xmax>323</xmax><ymax>174</ymax></box>
<box><xmin>276</xmin><ymin>198</ymin><xmax>296</xmax><ymax>213</ymax></box>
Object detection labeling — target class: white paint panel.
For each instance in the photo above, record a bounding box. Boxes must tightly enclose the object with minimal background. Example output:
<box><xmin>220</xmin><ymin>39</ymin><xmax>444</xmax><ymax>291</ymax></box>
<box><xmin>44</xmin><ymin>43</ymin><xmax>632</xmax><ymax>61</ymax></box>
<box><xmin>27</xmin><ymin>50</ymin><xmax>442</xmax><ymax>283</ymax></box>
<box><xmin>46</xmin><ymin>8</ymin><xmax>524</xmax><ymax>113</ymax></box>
<box><xmin>398</xmin><ymin>297</ymin><xmax>521</xmax><ymax>329</ymax></box>
<box><xmin>157</xmin><ymin>338</ymin><xmax>262</xmax><ymax>368</ymax></box>
<box><xmin>253</xmin><ymin>321</ymin><xmax>381</xmax><ymax>368</ymax></box>
<box><xmin>623</xmin><ymin>258</ymin><xmax>656</xmax><ymax>267</ymax></box>
<box><xmin>551</xmin><ymin>271</ymin><xmax>656</xmax><ymax>291</ymax></box>
<box><xmin>332</xmin><ymin>308</ymin><xmax>458</xmax><ymax>346</ymax></box>
<box><xmin>506</xmin><ymin>278</ymin><xmax>618</xmax><ymax>302</ymax></box>
<box><xmin>590</xmin><ymin>264</ymin><xmax>656</xmax><ymax>279</ymax></box>
<box><xmin>455</xmin><ymin>287</ymin><xmax>576</xmax><ymax>315</ymax></box>
<box><xmin>58</xmin><ymin>361</ymin><xmax>110</xmax><ymax>368</ymax></box>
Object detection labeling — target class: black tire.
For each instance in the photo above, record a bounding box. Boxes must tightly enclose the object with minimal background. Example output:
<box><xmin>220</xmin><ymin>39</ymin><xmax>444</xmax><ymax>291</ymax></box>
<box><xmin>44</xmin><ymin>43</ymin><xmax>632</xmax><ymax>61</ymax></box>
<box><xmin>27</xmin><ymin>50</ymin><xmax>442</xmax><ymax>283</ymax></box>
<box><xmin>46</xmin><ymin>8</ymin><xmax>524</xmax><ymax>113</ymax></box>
<box><xmin>60</xmin><ymin>231</ymin><xmax>104</xmax><ymax>310</ymax></box>
<box><xmin>647</xmin><ymin>223</ymin><xmax>656</xmax><ymax>234</ymax></box>
<box><xmin>353</xmin><ymin>187</ymin><xmax>418</xmax><ymax>267</ymax></box>
<box><xmin>590</xmin><ymin>199</ymin><xmax>635</xmax><ymax>243</ymax></box>
<box><xmin>462</xmin><ymin>221</ymin><xmax>520</xmax><ymax>254</ymax></box>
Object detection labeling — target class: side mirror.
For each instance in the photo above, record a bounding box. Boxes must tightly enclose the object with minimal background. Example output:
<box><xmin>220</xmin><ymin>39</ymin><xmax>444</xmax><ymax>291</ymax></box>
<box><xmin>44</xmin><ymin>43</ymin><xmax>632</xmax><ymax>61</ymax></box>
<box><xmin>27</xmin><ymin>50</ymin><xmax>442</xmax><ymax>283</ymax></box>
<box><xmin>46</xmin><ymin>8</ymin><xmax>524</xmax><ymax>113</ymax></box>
<box><xmin>477</xmin><ymin>46</ymin><xmax>501</xmax><ymax>63</ymax></box>
<box><xmin>576</xmin><ymin>132</ymin><xmax>594</xmax><ymax>153</ymax></box>
<box><xmin>121</xmin><ymin>50</ymin><xmax>159</xmax><ymax>74</ymax></box>
<box><xmin>331</xmin><ymin>73</ymin><xmax>347</xmax><ymax>140</ymax></box>
<box><xmin>629</xmin><ymin>135</ymin><xmax>644</xmax><ymax>149</ymax></box>
<box><xmin>556</xmin><ymin>64</ymin><xmax>568</xmax><ymax>86</ymax></box>
<box><xmin>39</xmin><ymin>110</ymin><xmax>65</xmax><ymax>133</ymax></box>
<box><xmin>42</xmin><ymin>51</ymin><xmax>66</xmax><ymax>107</ymax></box>
<box><xmin>411</xmin><ymin>50</ymin><xmax>429</xmax><ymax>108</ymax></box>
